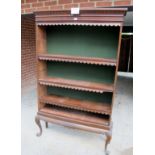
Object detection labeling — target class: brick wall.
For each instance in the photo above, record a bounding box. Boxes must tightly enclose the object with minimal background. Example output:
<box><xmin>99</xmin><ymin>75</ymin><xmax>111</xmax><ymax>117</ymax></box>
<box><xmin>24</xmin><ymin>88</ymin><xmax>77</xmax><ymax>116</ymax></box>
<box><xmin>21</xmin><ymin>0</ymin><xmax>133</xmax><ymax>14</ymax></box>
<box><xmin>21</xmin><ymin>14</ymin><xmax>36</xmax><ymax>93</ymax></box>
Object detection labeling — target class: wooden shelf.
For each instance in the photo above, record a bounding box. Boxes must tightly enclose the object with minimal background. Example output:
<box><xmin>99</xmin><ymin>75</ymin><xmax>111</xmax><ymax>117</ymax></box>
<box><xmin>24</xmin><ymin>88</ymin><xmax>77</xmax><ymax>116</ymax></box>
<box><xmin>38</xmin><ymin>54</ymin><xmax>117</xmax><ymax>66</ymax></box>
<box><xmin>39</xmin><ymin>77</ymin><xmax>114</xmax><ymax>93</ymax></box>
<box><xmin>40</xmin><ymin>94</ymin><xmax>111</xmax><ymax>115</ymax></box>
<box><xmin>38</xmin><ymin>104</ymin><xmax>110</xmax><ymax>130</ymax></box>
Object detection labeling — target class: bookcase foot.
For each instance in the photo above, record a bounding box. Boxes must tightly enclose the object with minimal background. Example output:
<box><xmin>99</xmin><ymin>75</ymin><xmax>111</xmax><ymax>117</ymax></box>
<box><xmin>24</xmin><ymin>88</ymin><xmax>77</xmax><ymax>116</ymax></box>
<box><xmin>35</xmin><ymin>116</ymin><xmax>42</xmax><ymax>137</ymax></box>
<box><xmin>45</xmin><ymin>121</ymin><xmax>48</xmax><ymax>128</ymax></box>
<box><xmin>104</xmin><ymin>132</ymin><xmax>112</xmax><ymax>155</ymax></box>
<box><xmin>105</xmin><ymin>150</ymin><xmax>110</xmax><ymax>155</ymax></box>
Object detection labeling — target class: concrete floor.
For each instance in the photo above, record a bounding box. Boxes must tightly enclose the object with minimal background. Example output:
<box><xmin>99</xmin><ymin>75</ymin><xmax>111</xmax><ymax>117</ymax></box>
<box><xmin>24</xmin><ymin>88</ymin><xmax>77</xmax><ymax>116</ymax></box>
<box><xmin>21</xmin><ymin>73</ymin><xmax>133</xmax><ymax>155</ymax></box>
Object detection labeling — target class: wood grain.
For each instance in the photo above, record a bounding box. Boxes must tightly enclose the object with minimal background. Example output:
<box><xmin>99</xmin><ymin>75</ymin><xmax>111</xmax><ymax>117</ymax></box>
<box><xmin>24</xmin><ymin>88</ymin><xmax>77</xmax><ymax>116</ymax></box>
<box><xmin>35</xmin><ymin>8</ymin><xmax>127</xmax><ymax>26</ymax></box>
<box><xmin>38</xmin><ymin>54</ymin><xmax>117</xmax><ymax>66</ymax></box>
<box><xmin>39</xmin><ymin>77</ymin><xmax>114</xmax><ymax>93</ymax></box>
<box><xmin>39</xmin><ymin>104</ymin><xmax>110</xmax><ymax>129</ymax></box>
<box><xmin>40</xmin><ymin>94</ymin><xmax>111</xmax><ymax>115</ymax></box>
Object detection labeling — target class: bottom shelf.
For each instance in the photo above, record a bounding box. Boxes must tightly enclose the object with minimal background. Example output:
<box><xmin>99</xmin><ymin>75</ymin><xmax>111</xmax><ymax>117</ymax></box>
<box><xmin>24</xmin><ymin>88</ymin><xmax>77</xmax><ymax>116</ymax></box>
<box><xmin>38</xmin><ymin>104</ymin><xmax>111</xmax><ymax>130</ymax></box>
<box><xmin>40</xmin><ymin>94</ymin><xmax>111</xmax><ymax>115</ymax></box>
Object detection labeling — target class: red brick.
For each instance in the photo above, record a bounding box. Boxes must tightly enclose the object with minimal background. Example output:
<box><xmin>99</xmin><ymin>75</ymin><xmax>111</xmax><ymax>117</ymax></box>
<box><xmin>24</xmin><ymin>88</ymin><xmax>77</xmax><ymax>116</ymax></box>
<box><xmin>21</xmin><ymin>15</ymin><xmax>36</xmax><ymax>90</ymax></box>
<box><xmin>59</xmin><ymin>0</ymin><xmax>72</xmax><ymax>5</ymax></box>
<box><xmin>44</xmin><ymin>1</ymin><xmax>57</xmax><ymax>6</ymax></box>
<box><xmin>38</xmin><ymin>0</ymin><xmax>49</xmax><ymax>1</ymax></box>
<box><xmin>25</xmin><ymin>8</ymin><xmax>34</xmax><ymax>13</ymax></box>
<box><xmin>21</xmin><ymin>4</ymin><xmax>30</xmax><ymax>9</ymax></box>
<box><xmin>64</xmin><ymin>3</ymin><xmax>79</xmax><ymax>9</ymax></box>
<box><xmin>21</xmin><ymin>0</ymin><xmax>25</xmax><ymax>4</ymax></box>
<box><xmin>36</xmin><ymin>6</ymin><xmax>49</xmax><ymax>11</ymax></box>
<box><xmin>32</xmin><ymin>2</ymin><xmax>43</xmax><ymax>7</ymax></box>
<box><xmin>73</xmin><ymin>0</ymin><xmax>88</xmax><ymax>3</ymax></box>
<box><xmin>114</xmin><ymin>0</ymin><xmax>132</xmax><ymax>2</ymax></box>
<box><xmin>26</xmin><ymin>0</ymin><xmax>37</xmax><ymax>3</ymax></box>
<box><xmin>114</xmin><ymin>0</ymin><xmax>131</xmax><ymax>6</ymax></box>
<box><xmin>21</xmin><ymin>9</ymin><xmax>25</xmax><ymax>14</ymax></box>
<box><xmin>90</xmin><ymin>0</ymin><xmax>110</xmax><ymax>1</ymax></box>
<box><xmin>50</xmin><ymin>5</ymin><xmax>63</xmax><ymax>10</ymax></box>
<box><xmin>96</xmin><ymin>1</ymin><xmax>112</xmax><ymax>7</ymax></box>
<box><xmin>80</xmin><ymin>2</ymin><xmax>95</xmax><ymax>8</ymax></box>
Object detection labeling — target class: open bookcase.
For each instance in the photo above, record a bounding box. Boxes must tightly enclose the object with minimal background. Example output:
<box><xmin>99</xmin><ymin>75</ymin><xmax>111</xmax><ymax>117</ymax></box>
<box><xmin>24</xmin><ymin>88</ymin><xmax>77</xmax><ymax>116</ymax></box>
<box><xmin>35</xmin><ymin>8</ymin><xmax>127</xmax><ymax>154</ymax></box>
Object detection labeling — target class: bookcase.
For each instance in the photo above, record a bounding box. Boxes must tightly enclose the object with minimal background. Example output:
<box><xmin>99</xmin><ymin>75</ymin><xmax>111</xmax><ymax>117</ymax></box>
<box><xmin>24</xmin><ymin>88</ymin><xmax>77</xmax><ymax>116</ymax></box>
<box><xmin>35</xmin><ymin>8</ymin><xmax>127</xmax><ymax>154</ymax></box>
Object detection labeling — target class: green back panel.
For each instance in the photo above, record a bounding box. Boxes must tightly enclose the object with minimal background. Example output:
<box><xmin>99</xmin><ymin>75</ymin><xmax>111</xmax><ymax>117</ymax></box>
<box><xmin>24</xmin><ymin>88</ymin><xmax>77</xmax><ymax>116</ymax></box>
<box><xmin>47</xmin><ymin>62</ymin><xmax>115</xmax><ymax>84</ymax></box>
<box><xmin>47</xmin><ymin>86</ymin><xmax>112</xmax><ymax>104</ymax></box>
<box><xmin>46</xmin><ymin>26</ymin><xmax>119</xmax><ymax>59</ymax></box>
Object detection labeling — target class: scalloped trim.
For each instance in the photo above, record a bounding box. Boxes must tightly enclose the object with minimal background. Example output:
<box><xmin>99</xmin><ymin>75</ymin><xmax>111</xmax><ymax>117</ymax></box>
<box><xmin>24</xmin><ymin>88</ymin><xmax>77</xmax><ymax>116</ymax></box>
<box><xmin>38</xmin><ymin>56</ymin><xmax>116</xmax><ymax>66</ymax></box>
<box><xmin>39</xmin><ymin>81</ymin><xmax>104</xmax><ymax>93</ymax></box>
<box><xmin>37</xmin><ymin>22</ymin><xmax>121</xmax><ymax>26</ymax></box>
<box><xmin>40</xmin><ymin>100</ymin><xmax>110</xmax><ymax>115</ymax></box>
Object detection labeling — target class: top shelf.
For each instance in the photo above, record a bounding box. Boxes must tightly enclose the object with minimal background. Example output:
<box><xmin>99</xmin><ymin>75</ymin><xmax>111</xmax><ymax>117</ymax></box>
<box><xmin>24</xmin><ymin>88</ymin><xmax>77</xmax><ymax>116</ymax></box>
<box><xmin>38</xmin><ymin>54</ymin><xmax>117</xmax><ymax>66</ymax></box>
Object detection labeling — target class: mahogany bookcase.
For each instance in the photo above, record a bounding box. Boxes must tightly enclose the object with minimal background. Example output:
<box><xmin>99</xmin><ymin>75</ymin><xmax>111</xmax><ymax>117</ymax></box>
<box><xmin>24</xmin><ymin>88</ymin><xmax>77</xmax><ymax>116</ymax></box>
<box><xmin>34</xmin><ymin>8</ymin><xmax>127</xmax><ymax>154</ymax></box>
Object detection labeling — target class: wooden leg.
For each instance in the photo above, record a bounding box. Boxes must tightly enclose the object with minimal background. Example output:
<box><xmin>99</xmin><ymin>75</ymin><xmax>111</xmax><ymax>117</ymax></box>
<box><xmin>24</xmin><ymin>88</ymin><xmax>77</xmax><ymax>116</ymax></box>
<box><xmin>45</xmin><ymin>121</ymin><xmax>48</xmax><ymax>128</ymax></box>
<box><xmin>105</xmin><ymin>132</ymin><xmax>112</xmax><ymax>155</ymax></box>
<box><xmin>35</xmin><ymin>116</ymin><xmax>42</xmax><ymax>137</ymax></box>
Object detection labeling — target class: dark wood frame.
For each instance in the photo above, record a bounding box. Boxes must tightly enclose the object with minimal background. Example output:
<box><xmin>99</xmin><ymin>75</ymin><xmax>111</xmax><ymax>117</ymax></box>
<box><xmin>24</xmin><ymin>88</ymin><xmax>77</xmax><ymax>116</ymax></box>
<box><xmin>35</xmin><ymin>8</ymin><xmax>127</xmax><ymax>155</ymax></box>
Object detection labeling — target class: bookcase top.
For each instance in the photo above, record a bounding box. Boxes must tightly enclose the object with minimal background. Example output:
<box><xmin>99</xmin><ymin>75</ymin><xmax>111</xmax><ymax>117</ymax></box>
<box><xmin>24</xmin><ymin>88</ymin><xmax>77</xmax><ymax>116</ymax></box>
<box><xmin>35</xmin><ymin>8</ymin><xmax>127</xmax><ymax>15</ymax></box>
<box><xmin>35</xmin><ymin>8</ymin><xmax>127</xmax><ymax>26</ymax></box>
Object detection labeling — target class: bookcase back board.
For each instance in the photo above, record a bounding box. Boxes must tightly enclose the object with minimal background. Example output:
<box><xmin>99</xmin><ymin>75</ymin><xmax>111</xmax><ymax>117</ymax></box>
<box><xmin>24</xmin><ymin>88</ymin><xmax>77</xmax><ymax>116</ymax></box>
<box><xmin>47</xmin><ymin>62</ymin><xmax>115</xmax><ymax>84</ymax></box>
<box><xmin>46</xmin><ymin>26</ymin><xmax>119</xmax><ymax>59</ymax></box>
<box><xmin>35</xmin><ymin>8</ymin><xmax>127</xmax><ymax>154</ymax></box>
<box><xmin>47</xmin><ymin>86</ymin><xmax>113</xmax><ymax>104</ymax></box>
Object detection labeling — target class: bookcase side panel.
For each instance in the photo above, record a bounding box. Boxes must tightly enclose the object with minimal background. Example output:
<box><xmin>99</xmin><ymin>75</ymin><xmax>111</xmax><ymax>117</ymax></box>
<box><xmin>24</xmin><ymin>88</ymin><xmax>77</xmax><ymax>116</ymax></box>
<box><xmin>110</xmin><ymin>26</ymin><xmax>123</xmax><ymax>121</ymax></box>
<box><xmin>36</xmin><ymin>26</ymin><xmax>47</xmax><ymax>53</ymax></box>
<box><xmin>36</xmin><ymin>25</ymin><xmax>47</xmax><ymax>110</ymax></box>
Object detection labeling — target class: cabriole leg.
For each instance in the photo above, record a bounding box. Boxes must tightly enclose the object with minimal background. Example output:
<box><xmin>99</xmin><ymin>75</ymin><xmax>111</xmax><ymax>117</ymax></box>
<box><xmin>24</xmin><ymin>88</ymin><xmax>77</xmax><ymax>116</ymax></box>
<box><xmin>105</xmin><ymin>132</ymin><xmax>112</xmax><ymax>155</ymax></box>
<box><xmin>35</xmin><ymin>116</ymin><xmax>42</xmax><ymax>137</ymax></box>
<box><xmin>45</xmin><ymin>121</ymin><xmax>48</xmax><ymax>128</ymax></box>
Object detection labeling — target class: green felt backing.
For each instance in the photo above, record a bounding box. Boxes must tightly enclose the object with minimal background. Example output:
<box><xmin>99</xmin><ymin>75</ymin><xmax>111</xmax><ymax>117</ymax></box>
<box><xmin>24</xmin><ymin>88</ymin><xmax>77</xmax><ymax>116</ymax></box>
<box><xmin>46</xmin><ymin>26</ymin><xmax>119</xmax><ymax>59</ymax></box>
<box><xmin>47</xmin><ymin>86</ymin><xmax>112</xmax><ymax>104</ymax></box>
<box><xmin>47</xmin><ymin>62</ymin><xmax>115</xmax><ymax>84</ymax></box>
